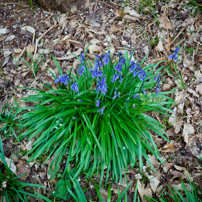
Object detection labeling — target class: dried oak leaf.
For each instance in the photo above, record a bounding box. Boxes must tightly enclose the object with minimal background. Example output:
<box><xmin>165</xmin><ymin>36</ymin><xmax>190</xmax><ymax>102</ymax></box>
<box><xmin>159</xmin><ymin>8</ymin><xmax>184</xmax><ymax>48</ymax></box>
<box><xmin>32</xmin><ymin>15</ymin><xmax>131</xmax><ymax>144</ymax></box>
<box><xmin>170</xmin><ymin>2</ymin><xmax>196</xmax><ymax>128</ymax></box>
<box><xmin>183</xmin><ymin>123</ymin><xmax>195</xmax><ymax>144</ymax></box>
<box><xmin>169</xmin><ymin>107</ymin><xmax>183</xmax><ymax>133</ymax></box>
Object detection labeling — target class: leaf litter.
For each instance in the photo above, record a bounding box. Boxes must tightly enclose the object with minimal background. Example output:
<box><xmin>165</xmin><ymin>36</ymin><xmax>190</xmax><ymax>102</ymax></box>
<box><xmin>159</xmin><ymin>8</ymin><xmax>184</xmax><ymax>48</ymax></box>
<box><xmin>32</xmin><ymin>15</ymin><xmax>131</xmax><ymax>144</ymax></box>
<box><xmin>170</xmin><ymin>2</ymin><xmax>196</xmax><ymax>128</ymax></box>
<box><xmin>0</xmin><ymin>0</ymin><xmax>202</xmax><ymax>201</ymax></box>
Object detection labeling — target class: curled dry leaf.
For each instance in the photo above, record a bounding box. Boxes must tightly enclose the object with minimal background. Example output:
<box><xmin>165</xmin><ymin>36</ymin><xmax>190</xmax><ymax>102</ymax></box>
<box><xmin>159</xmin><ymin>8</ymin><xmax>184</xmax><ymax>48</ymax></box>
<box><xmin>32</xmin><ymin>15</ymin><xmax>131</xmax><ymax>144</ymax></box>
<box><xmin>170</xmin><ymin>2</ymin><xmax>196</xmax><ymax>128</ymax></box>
<box><xmin>137</xmin><ymin>180</ymin><xmax>152</xmax><ymax>202</ymax></box>
<box><xmin>183</xmin><ymin>123</ymin><xmax>194</xmax><ymax>144</ymax></box>
<box><xmin>21</xmin><ymin>26</ymin><xmax>36</xmax><ymax>34</ymax></box>
<box><xmin>169</xmin><ymin>107</ymin><xmax>183</xmax><ymax>133</ymax></box>
<box><xmin>155</xmin><ymin>40</ymin><xmax>164</xmax><ymax>52</ymax></box>
<box><xmin>124</xmin><ymin>7</ymin><xmax>141</xmax><ymax>18</ymax></box>
<box><xmin>88</xmin><ymin>45</ymin><xmax>102</xmax><ymax>55</ymax></box>
<box><xmin>0</xmin><ymin>157</ymin><xmax>16</xmax><ymax>175</ymax></box>
<box><xmin>0</xmin><ymin>27</ymin><xmax>9</xmax><ymax>35</ymax></box>
<box><xmin>158</xmin><ymin>14</ymin><xmax>171</xmax><ymax>29</ymax></box>
<box><xmin>187</xmin><ymin>134</ymin><xmax>202</xmax><ymax>158</ymax></box>
<box><xmin>160</xmin><ymin>142</ymin><xmax>175</xmax><ymax>152</ymax></box>
<box><xmin>196</xmin><ymin>83</ymin><xmax>202</xmax><ymax>96</ymax></box>
<box><xmin>17</xmin><ymin>160</ymin><xmax>30</xmax><ymax>180</ymax></box>
<box><xmin>59</xmin><ymin>14</ymin><xmax>68</xmax><ymax>30</ymax></box>
<box><xmin>148</xmin><ymin>175</ymin><xmax>160</xmax><ymax>193</ymax></box>
<box><xmin>5</xmin><ymin>35</ymin><xmax>16</xmax><ymax>42</ymax></box>
<box><xmin>174</xmin><ymin>165</ymin><xmax>193</xmax><ymax>181</ymax></box>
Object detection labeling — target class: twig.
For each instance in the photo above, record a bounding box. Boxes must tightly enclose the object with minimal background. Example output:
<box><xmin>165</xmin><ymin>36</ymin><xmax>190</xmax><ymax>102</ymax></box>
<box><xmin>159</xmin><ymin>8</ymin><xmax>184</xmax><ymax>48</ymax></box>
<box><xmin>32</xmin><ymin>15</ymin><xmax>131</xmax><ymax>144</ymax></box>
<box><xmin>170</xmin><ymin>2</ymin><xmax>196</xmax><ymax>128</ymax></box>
<box><xmin>163</xmin><ymin>8</ymin><xmax>170</xmax><ymax>54</ymax></box>
<box><xmin>94</xmin><ymin>0</ymin><xmax>98</xmax><ymax>11</ymax></box>
<box><xmin>170</xmin><ymin>27</ymin><xmax>186</xmax><ymax>46</ymax></box>
<box><xmin>43</xmin><ymin>14</ymin><xmax>53</xmax><ymax>23</ymax></box>
<box><xmin>101</xmin><ymin>1</ymin><xmax>115</xmax><ymax>8</ymax></box>
<box><xmin>33</xmin><ymin>25</ymin><xmax>57</xmax><ymax>59</ymax></box>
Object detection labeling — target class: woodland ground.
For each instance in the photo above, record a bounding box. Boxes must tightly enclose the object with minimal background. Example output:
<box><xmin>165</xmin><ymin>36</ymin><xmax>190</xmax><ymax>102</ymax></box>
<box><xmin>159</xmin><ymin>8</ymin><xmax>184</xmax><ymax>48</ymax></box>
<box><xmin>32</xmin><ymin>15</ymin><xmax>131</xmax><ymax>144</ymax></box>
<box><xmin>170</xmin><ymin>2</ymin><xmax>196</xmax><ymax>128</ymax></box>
<box><xmin>0</xmin><ymin>0</ymin><xmax>202</xmax><ymax>201</ymax></box>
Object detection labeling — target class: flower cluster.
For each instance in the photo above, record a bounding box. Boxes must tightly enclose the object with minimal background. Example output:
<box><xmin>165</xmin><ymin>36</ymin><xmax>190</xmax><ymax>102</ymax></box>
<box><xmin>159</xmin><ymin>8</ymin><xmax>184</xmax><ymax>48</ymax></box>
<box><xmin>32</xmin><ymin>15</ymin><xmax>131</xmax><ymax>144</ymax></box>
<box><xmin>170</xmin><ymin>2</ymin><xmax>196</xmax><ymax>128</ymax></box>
<box><xmin>168</xmin><ymin>47</ymin><xmax>180</xmax><ymax>62</ymax></box>
<box><xmin>77</xmin><ymin>54</ymin><xmax>85</xmax><ymax>76</ymax></box>
<box><xmin>154</xmin><ymin>74</ymin><xmax>161</xmax><ymax>93</ymax></box>
<box><xmin>96</xmin><ymin>76</ymin><xmax>107</xmax><ymax>95</ymax></box>
<box><xmin>55</xmin><ymin>74</ymin><xmax>70</xmax><ymax>85</ymax></box>
<box><xmin>71</xmin><ymin>82</ymin><xmax>79</xmax><ymax>93</ymax></box>
<box><xmin>114</xmin><ymin>56</ymin><xmax>125</xmax><ymax>73</ymax></box>
<box><xmin>130</xmin><ymin>61</ymin><xmax>146</xmax><ymax>81</ymax></box>
<box><xmin>102</xmin><ymin>51</ymin><xmax>110</xmax><ymax>65</ymax></box>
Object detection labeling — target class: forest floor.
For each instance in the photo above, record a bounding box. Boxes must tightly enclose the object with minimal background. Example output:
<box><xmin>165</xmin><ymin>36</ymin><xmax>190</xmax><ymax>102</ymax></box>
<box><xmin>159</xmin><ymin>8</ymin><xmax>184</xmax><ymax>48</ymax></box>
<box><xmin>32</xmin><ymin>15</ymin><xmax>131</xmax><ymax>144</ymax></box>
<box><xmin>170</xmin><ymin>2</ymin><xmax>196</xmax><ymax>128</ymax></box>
<box><xmin>0</xmin><ymin>0</ymin><xmax>202</xmax><ymax>201</ymax></box>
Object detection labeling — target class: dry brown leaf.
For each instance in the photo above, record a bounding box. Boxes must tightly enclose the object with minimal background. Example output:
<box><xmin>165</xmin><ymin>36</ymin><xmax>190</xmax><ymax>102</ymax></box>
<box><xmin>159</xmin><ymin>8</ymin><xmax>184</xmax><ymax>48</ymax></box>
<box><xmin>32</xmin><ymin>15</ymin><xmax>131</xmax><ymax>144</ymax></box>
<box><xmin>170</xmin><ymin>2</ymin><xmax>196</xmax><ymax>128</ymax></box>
<box><xmin>183</xmin><ymin>123</ymin><xmax>195</xmax><ymax>144</ymax></box>
<box><xmin>123</xmin><ymin>15</ymin><xmax>140</xmax><ymax>22</ymax></box>
<box><xmin>21</xmin><ymin>26</ymin><xmax>36</xmax><ymax>34</ymax></box>
<box><xmin>155</xmin><ymin>40</ymin><xmax>164</xmax><ymax>52</ymax></box>
<box><xmin>181</xmin><ymin>17</ymin><xmax>197</xmax><ymax>27</ymax></box>
<box><xmin>88</xmin><ymin>45</ymin><xmax>102</xmax><ymax>55</ymax></box>
<box><xmin>183</xmin><ymin>59</ymin><xmax>195</xmax><ymax>71</ymax></box>
<box><xmin>0</xmin><ymin>157</ymin><xmax>16</xmax><ymax>174</ymax></box>
<box><xmin>17</xmin><ymin>160</ymin><xmax>30</xmax><ymax>180</ymax></box>
<box><xmin>0</xmin><ymin>27</ymin><xmax>9</xmax><ymax>35</ymax></box>
<box><xmin>5</xmin><ymin>35</ymin><xmax>16</xmax><ymax>42</ymax></box>
<box><xmin>160</xmin><ymin>143</ymin><xmax>175</xmax><ymax>152</ymax></box>
<box><xmin>196</xmin><ymin>55</ymin><xmax>202</xmax><ymax>62</ymax></box>
<box><xmin>174</xmin><ymin>165</ymin><xmax>193</xmax><ymax>181</ymax></box>
<box><xmin>148</xmin><ymin>175</ymin><xmax>160</xmax><ymax>193</ymax></box>
<box><xmin>27</xmin><ymin>44</ymin><xmax>35</xmax><ymax>55</ymax></box>
<box><xmin>187</xmin><ymin>134</ymin><xmax>202</xmax><ymax>158</ymax></box>
<box><xmin>196</xmin><ymin>83</ymin><xmax>202</xmax><ymax>95</ymax></box>
<box><xmin>169</xmin><ymin>107</ymin><xmax>183</xmax><ymax>133</ymax></box>
<box><xmin>158</xmin><ymin>14</ymin><xmax>171</xmax><ymax>29</ymax></box>
<box><xmin>137</xmin><ymin>180</ymin><xmax>152</xmax><ymax>202</ymax></box>
<box><xmin>100</xmin><ymin>188</ymin><xmax>108</xmax><ymax>202</ymax></box>
<box><xmin>124</xmin><ymin>7</ymin><xmax>141</xmax><ymax>18</ymax></box>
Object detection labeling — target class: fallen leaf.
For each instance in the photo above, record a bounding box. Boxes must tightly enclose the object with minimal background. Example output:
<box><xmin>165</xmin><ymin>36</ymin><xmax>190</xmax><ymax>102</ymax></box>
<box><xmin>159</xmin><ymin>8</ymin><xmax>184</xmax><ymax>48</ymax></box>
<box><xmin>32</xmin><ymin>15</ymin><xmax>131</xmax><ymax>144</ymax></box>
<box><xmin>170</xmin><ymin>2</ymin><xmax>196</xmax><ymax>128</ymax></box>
<box><xmin>124</xmin><ymin>7</ymin><xmax>141</xmax><ymax>18</ymax></box>
<box><xmin>88</xmin><ymin>45</ymin><xmax>102</xmax><ymax>55</ymax></box>
<box><xmin>148</xmin><ymin>175</ymin><xmax>160</xmax><ymax>193</ymax></box>
<box><xmin>0</xmin><ymin>157</ymin><xmax>17</xmax><ymax>174</ymax></box>
<box><xmin>158</xmin><ymin>14</ymin><xmax>171</xmax><ymax>29</ymax></box>
<box><xmin>169</xmin><ymin>107</ymin><xmax>183</xmax><ymax>133</ymax></box>
<box><xmin>160</xmin><ymin>143</ymin><xmax>175</xmax><ymax>152</ymax></box>
<box><xmin>5</xmin><ymin>35</ymin><xmax>16</xmax><ymax>42</ymax></box>
<box><xmin>155</xmin><ymin>40</ymin><xmax>164</xmax><ymax>52</ymax></box>
<box><xmin>21</xmin><ymin>26</ymin><xmax>36</xmax><ymax>34</ymax></box>
<box><xmin>17</xmin><ymin>160</ymin><xmax>30</xmax><ymax>180</ymax></box>
<box><xmin>174</xmin><ymin>165</ymin><xmax>193</xmax><ymax>181</ymax></box>
<box><xmin>183</xmin><ymin>123</ymin><xmax>194</xmax><ymax>144</ymax></box>
<box><xmin>196</xmin><ymin>83</ymin><xmax>202</xmax><ymax>95</ymax></box>
<box><xmin>0</xmin><ymin>27</ymin><xmax>9</xmax><ymax>35</ymax></box>
<box><xmin>137</xmin><ymin>180</ymin><xmax>152</xmax><ymax>202</ymax></box>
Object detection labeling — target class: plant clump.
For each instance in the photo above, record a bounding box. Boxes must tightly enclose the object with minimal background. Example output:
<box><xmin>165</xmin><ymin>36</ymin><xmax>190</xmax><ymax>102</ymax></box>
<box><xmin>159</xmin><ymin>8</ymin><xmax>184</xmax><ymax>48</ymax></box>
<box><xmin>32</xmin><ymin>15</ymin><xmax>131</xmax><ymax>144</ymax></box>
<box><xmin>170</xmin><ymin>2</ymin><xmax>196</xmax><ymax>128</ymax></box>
<box><xmin>17</xmin><ymin>50</ymin><xmax>173</xmax><ymax>183</ymax></box>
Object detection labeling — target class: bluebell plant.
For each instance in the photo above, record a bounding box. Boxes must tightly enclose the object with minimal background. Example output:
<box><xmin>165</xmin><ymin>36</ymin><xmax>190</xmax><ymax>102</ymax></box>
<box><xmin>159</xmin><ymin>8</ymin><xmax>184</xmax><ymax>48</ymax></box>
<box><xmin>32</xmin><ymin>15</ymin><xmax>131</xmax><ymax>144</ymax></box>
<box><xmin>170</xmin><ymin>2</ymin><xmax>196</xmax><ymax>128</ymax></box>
<box><xmin>17</xmin><ymin>50</ymin><xmax>173</xmax><ymax>183</ymax></box>
<box><xmin>168</xmin><ymin>47</ymin><xmax>180</xmax><ymax>62</ymax></box>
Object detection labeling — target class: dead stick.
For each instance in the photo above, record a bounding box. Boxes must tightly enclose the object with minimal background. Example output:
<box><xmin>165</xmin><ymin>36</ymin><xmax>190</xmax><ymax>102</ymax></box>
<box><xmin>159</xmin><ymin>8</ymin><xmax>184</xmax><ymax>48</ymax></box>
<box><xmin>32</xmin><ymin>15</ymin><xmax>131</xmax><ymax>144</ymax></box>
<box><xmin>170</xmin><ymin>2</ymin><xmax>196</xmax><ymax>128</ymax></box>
<box><xmin>33</xmin><ymin>25</ymin><xmax>57</xmax><ymax>59</ymax></box>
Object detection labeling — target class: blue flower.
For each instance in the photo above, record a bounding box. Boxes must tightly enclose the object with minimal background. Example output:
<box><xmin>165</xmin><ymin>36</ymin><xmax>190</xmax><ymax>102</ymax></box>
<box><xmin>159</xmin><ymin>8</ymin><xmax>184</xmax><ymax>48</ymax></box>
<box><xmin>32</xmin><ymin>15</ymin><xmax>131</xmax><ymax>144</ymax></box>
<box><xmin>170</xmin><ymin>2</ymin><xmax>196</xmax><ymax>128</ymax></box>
<box><xmin>77</xmin><ymin>65</ymin><xmax>85</xmax><ymax>76</ymax></box>
<box><xmin>97</xmin><ymin>106</ymin><xmax>105</xmax><ymax>114</ymax></box>
<box><xmin>78</xmin><ymin>99</ymin><xmax>82</xmax><ymax>103</ymax></box>
<box><xmin>102</xmin><ymin>51</ymin><xmax>110</xmax><ymax>64</ymax></box>
<box><xmin>168</xmin><ymin>47</ymin><xmax>180</xmax><ymax>62</ymax></box>
<box><xmin>114</xmin><ymin>56</ymin><xmax>125</xmax><ymax>73</ymax></box>
<box><xmin>111</xmin><ymin>73</ymin><xmax>122</xmax><ymax>83</ymax></box>
<box><xmin>96</xmin><ymin>100</ymin><xmax>101</xmax><ymax>107</ymax></box>
<box><xmin>55</xmin><ymin>74</ymin><xmax>70</xmax><ymax>85</ymax></box>
<box><xmin>133</xmin><ymin>94</ymin><xmax>140</xmax><ymax>99</ymax></box>
<box><xmin>138</xmin><ymin>69</ymin><xmax>146</xmax><ymax>81</ymax></box>
<box><xmin>95</xmin><ymin>60</ymin><xmax>103</xmax><ymax>68</ymax></box>
<box><xmin>154</xmin><ymin>74</ymin><xmax>161</xmax><ymax>93</ymax></box>
<box><xmin>111</xmin><ymin>73</ymin><xmax>120</xmax><ymax>82</ymax></box>
<box><xmin>89</xmin><ymin>67</ymin><xmax>102</xmax><ymax>78</ymax></box>
<box><xmin>71</xmin><ymin>82</ymin><xmax>79</xmax><ymax>93</ymax></box>
<box><xmin>130</xmin><ymin>61</ymin><xmax>140</xmax><ymax>72</ymax></box>
<box><xmin>95</xmin><ymin>53</ymin><xmax>101</xmax><ymax>59</ymax></box>
<box><xmin>114</xmin><ymin>51</ymin><xmax>122</xmax><ymax>55</ymax></box>
<box><xmin>113</xmin><ymin>88</ymin><xmax>120</xmax><ymax>100</ymax></box>
<box><xmin>96</xmin><ymin>76</ymin><xmax>107</xmax><ymax>95</ymax></box>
